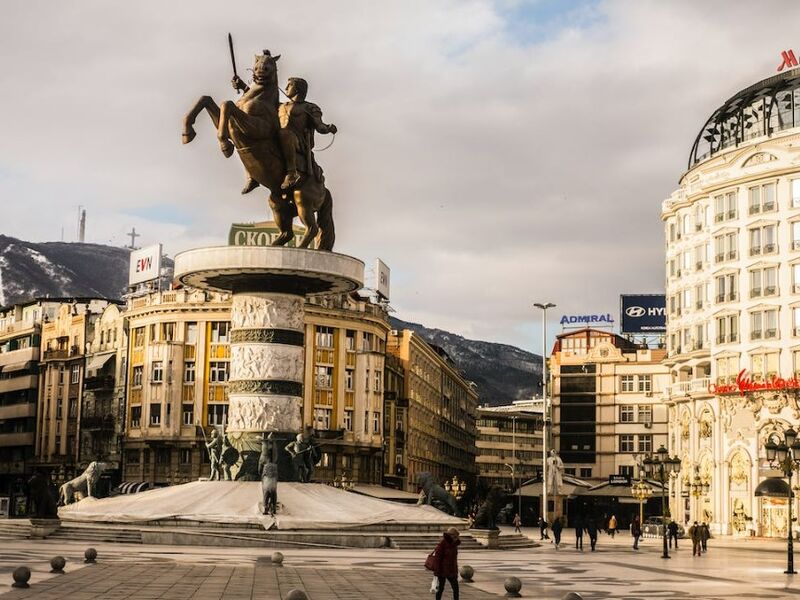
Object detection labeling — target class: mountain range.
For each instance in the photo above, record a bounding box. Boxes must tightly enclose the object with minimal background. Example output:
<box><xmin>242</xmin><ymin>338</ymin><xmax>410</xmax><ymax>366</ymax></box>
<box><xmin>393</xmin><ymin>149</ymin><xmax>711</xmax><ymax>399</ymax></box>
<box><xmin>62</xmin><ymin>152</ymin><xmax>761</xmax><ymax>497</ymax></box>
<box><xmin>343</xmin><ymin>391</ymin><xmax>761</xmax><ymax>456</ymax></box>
<box><xmin>0</xmin><ymin>235</ymin><xmax>539</xmax><ymax>405</ymax></box>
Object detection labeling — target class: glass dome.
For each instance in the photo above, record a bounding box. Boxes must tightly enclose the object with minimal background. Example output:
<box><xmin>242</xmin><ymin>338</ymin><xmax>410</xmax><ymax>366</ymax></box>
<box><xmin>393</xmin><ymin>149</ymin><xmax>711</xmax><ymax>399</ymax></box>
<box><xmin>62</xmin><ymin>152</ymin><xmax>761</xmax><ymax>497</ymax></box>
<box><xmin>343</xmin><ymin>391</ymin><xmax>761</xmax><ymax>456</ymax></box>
<box><xmin>689</xmin><ymin>68</ymin><xmax>800</xmax><ymax>169</ymax></box>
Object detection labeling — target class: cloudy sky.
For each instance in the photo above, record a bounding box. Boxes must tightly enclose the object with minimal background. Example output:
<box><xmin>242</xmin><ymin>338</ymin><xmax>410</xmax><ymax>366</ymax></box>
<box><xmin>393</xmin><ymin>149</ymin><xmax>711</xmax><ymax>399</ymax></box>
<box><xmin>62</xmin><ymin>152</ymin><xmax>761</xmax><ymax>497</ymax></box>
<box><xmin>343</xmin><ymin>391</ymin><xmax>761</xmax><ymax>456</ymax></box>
<box><xmin>1</xmin><ymin>0</ymin><xmax>799</xmax><ymax>353</ymax></box>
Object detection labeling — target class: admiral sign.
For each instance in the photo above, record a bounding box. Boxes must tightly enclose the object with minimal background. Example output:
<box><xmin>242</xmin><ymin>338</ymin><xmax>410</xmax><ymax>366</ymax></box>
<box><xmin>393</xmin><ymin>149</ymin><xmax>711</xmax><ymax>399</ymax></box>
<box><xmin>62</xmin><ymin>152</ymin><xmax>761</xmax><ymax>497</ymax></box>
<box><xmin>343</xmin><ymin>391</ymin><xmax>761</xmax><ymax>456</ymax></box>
<box><xmin>559</xmin><ymin>313</ymin><xmax>614</xmax><ymax>327</ymax></box>
<box><xmin>128</xmin><ymin>244</ymin><xmax>162</xmax><ymax>286</ymax></box>
<box><xmin>620</xmin><ymin>294</ymin><xmax>666</xmax><ymax>334</ymax></box>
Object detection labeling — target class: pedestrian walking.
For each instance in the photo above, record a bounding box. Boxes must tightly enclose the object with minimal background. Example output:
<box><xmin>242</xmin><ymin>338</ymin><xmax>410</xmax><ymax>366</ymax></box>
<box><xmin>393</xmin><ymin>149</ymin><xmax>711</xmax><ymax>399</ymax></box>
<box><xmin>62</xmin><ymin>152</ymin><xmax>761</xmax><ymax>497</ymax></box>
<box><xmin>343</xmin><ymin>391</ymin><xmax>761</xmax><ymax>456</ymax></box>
<box><xmin>667</xmin><ymin>520</ymin><xmax>679</xmax><ymax>549</ymax></box>
<box><xmin>700</xmin><ymin>522</ymin><xmax>710</xmax><ymax>552</ymax></box>
<box><xmin>539</xmin><ymin>516</ymin><xmax>549</xmax><ymax>540</ymax></box>
<box><xmin>427</xmin><ymin>527</ymin><xmax>461</xmax><ymax>600</ymax></box>
<box><xmin>586</xmin><ymin>518</ymin><xmax>598</xmax><ymax>551</ymax></box>
<box><xmin>513</xmin><ymin>513</ymin><xmax>522</xmax><ymax>534</ymax></box>
<box><xmin>631</xmin><ymin>515</ymin><xmax>642</xmax><ymax>550</ymax></box>
<box><xmin>688</xmin><ymin>521</ymin><xmax>702</xmax><ymax>556</ymax></box>
<box><xmin>552</xmin><ymin>515</ymin><xmax>563</xmax><ymax>549</ymax></box>
<box><xmin>574</xmin><ymin>514</ymin><xmax>584</xmax><ymax>550</ymax></box>
<box><xmin>608</xmin><ymin>515</ymin><xmax>617</xmax><ymax>539</ymax></box>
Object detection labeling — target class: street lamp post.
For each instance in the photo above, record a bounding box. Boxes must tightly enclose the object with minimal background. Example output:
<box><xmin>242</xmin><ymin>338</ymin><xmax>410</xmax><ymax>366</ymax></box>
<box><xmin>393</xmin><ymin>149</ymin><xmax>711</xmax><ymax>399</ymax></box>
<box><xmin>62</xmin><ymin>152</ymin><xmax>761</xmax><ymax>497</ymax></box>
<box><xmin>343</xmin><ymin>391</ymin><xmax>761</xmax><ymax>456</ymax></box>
<box><xmin>689</xmin><ymin>467</ymin><xmax>710</xmax><ymax>521</ymax></box>
<box><xmin>631</xmin><ymin>479</ymin><xmax>653</xmax><ymax>525</ymax></box>
<box><xmin>764</xmin><ymin>428</ymin><xmax>799</xmax><ymax>575</ymax></box>
<box><xmin>643</xmin><ymin>445</ymin><xmax>682</xmax><ymax>559</ymax></box>
<box><xmin>512</xmin><ymin>416</ymin><xmax>522</xmax><ymax>520</ymax></box>
<box><xmin>534</xmin><ymin>302</ymin><xmax>555</xmax><ymax>523</ymax></box>
<box><xmin>445</xmin><ymin>476</ymin><xmax>467</xmax><ymax>501</ymax></box>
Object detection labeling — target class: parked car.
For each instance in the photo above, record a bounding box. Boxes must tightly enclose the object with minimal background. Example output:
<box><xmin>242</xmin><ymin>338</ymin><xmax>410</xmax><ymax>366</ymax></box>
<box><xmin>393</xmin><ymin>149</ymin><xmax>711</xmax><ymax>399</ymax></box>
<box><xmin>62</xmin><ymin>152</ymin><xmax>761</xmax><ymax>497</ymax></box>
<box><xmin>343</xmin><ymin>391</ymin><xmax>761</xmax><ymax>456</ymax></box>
<box><xmin>642</xmin><ymin>517</ymin><xmax>685</xmax><ymax>538</ymax></box>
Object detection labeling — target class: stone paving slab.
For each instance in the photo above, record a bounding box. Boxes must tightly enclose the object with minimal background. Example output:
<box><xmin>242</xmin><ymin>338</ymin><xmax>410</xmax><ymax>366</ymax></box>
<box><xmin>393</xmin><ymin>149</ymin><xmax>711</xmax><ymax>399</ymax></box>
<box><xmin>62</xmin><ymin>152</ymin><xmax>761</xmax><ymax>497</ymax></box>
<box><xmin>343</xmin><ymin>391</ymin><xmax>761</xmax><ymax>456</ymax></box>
<box><xmin>0</xmin><ymin>563</ymin><xmax>499</xmax><ymax>599</ymax></box>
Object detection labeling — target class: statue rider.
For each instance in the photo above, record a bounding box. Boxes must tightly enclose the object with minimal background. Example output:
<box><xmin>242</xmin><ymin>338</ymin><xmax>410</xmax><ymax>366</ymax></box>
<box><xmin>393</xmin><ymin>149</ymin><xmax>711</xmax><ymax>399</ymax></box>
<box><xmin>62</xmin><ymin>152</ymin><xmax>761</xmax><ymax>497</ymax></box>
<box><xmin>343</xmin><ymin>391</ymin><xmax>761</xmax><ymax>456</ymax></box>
<box><xmin>278</xmin><ymin>77</ymin><xmax>337</xmax><ymax>190</ymax></box>
<box><xmin>236</xmin><ymin>76</ymin><xmax>338</xmax><ymax>194</ymax></box>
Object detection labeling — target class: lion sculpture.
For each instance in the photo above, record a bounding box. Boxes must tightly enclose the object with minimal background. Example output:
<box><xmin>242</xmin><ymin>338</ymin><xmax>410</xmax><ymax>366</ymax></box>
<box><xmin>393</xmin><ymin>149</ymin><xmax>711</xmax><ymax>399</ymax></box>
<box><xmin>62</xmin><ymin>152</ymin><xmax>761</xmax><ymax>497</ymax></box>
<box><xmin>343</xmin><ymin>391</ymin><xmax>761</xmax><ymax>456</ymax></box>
<box><xmin>416</xmin><ymin>472</ymin><xmax>458</xmax><ymax>515</ymax></box>
<box><xmin>59</xmin><ymin>461</ymin><xmax>104</xmax><ymax>505</ymax></box>
<box><xmin>471</xmin><ymin>485</ymin><xmax>505</xmax><ymax>530</ymax></box>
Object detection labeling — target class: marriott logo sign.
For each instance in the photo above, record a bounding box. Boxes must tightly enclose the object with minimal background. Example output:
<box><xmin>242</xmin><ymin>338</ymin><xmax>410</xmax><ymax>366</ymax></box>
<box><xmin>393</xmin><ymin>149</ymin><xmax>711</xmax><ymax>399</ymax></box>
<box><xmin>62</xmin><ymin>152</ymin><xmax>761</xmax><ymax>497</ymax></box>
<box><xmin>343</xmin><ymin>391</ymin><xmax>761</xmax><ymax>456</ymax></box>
<box><xmin>778</xmin><ymin>49</ymin><xmax>799</xmax><ymax>72</ymax></box>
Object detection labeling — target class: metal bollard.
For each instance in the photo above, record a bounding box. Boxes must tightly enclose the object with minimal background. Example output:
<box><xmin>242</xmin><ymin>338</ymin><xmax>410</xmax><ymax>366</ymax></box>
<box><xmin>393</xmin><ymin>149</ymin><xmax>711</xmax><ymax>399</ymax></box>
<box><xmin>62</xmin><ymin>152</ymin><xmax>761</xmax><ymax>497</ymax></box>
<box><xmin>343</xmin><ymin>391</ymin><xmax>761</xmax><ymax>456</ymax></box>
<box><xmin>271</xmin><ymin>551</ymin><xmax>284</xmax><ymax>565</ymax></box>
<box><xmin>561</xmin><ymin>594</ymin><xmax>584</xmax><ymax>600</ymax></box>
<box><xmin>285</xmin><ymin>590</ymin><xmax>308</xmax><ymax>600</ymax></box>
<box><xmin>504</xmin><ymin>576</ymin><xmax>522</xmax><ymax>598</ymax></box>
<box><xmin>50</xmin><ymin>556</ymin><xmax>66</xmax><ymax>573</ymax></box>
<box><xmin>84</xmin><ymin>548</ymin><xmax>98</xmax><ymax>563</ymax></box>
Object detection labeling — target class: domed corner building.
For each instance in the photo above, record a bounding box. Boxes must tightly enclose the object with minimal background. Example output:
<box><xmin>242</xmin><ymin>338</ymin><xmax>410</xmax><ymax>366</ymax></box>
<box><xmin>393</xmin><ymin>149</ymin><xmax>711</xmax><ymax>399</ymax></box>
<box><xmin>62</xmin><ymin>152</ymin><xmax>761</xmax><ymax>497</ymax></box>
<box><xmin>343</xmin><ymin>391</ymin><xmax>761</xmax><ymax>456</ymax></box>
<box><xmin>661</xmin><ymin>65</ymin><xmax>800</xmax><ymax>538</ymax></box>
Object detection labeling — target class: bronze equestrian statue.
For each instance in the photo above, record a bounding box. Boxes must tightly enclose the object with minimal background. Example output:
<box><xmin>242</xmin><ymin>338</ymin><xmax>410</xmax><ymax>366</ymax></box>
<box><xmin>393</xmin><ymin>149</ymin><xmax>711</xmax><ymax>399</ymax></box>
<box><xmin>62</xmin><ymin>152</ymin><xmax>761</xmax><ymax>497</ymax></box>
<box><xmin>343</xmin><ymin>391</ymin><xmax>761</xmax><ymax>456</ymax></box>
<box><xmin>182</xmin><ymin>45</ymin><xmax>337</xmax><ymax>250</ymax></box>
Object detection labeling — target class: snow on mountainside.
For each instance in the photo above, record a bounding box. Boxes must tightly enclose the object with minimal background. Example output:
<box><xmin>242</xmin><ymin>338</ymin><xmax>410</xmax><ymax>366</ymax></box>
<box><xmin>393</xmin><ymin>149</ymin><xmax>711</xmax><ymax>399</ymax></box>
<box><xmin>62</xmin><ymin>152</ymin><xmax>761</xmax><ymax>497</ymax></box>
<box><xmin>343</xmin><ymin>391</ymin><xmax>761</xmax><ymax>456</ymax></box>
<box><xmin>390</xmin><ymin>317</ymin><xmax>542</xmax><ymax>406</ymax></box>
<box><xmin>0</xmin><ymin>235</ymin><xmax>173</xmax><ymax>307</ymax></box>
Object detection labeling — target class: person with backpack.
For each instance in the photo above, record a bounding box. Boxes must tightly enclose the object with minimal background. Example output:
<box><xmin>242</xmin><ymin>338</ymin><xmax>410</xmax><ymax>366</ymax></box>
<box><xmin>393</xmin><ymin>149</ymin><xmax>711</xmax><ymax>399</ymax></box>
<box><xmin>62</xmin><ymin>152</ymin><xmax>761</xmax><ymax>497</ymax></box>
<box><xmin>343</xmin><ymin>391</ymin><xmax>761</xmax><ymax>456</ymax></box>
<box><xmin>538</xmin><ymin>515</ymin><xmax>549</xmax><ymax>540</ymax></box>
<box><xmin>426</xmin><ymin>527</ymin><xmax>461</xmax><ymax>599</ymax></box>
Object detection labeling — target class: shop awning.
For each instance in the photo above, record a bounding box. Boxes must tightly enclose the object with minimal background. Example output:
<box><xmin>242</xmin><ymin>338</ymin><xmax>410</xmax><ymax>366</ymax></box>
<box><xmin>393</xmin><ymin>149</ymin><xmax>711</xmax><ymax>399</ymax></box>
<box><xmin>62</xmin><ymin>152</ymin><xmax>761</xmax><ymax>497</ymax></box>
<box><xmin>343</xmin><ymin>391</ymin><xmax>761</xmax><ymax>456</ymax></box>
<box><xmin>755</xmin><ymin>477</ymin><xmax>793</xmax><ymax>498</ymax></box>
<box><xmin>579</xmin><ymin>479</ymin><xmax>666</xmax><ymax>498</ymax></box>
<box><xmin>1</xmin><ymin>361</ymin><xmax>33</xmax><ymax>373</ymax></box>
<box><xmin>516</xmin><ymin>475</ymin><xmax>592</xmax><ymax>498</ymax></box>
<box><xmin>86</xmin><ymin>353</ymin><xmax>114</xmax><ymax>374</ymax></box>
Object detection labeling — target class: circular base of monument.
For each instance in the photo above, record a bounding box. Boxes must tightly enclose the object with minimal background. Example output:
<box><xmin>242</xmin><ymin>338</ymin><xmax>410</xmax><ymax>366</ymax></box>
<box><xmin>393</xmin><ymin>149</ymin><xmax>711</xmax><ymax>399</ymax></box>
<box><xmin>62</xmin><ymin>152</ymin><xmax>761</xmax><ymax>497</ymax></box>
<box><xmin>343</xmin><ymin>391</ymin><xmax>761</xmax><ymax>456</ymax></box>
<box><xmin>173</xmin><ymin>246</ymin><xmax>364</xmax><ymax>296</ymax></box>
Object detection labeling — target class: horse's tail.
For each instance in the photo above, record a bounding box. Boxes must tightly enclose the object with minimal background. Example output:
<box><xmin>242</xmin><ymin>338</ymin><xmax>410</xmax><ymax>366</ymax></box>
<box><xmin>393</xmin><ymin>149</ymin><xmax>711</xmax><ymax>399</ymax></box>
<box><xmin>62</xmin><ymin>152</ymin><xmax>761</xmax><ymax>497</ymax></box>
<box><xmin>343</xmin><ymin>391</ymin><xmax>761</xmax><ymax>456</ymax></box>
<box><xmin>317</xmin><ymin>189</ymin><xmax>335</xmax><ymax>251</ymax></box>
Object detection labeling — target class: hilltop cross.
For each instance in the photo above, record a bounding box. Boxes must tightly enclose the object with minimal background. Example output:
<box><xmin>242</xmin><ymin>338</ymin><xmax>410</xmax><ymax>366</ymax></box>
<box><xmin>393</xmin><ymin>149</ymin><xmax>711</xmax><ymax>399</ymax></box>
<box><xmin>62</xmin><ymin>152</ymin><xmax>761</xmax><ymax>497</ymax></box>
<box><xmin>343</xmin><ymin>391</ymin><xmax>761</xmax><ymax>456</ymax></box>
<box><xmin>127</xmin><ymin>227</ymin><xmax>139</xmax><ymax>249</ymax></box>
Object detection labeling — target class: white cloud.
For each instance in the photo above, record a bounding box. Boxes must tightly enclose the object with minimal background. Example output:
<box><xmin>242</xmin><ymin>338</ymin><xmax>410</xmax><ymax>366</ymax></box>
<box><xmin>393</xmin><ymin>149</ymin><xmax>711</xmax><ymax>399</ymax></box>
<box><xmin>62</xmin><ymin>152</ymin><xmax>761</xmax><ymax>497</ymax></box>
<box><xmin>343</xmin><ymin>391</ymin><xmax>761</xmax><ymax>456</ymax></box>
<box><xmin>0</xmin><ymin>0</ymin><xmax>798</xmax><ymax>351</ymax></box>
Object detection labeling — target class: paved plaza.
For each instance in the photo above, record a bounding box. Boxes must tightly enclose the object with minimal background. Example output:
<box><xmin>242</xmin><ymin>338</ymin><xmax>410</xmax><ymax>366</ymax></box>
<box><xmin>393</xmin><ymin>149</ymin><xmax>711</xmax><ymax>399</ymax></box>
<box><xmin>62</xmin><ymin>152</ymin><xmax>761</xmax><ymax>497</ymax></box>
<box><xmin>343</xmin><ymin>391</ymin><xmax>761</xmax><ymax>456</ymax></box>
<box><xmin>1</xmin><ymin>528</ymin><xmax>800</xmax><ymax>599</ymax></box>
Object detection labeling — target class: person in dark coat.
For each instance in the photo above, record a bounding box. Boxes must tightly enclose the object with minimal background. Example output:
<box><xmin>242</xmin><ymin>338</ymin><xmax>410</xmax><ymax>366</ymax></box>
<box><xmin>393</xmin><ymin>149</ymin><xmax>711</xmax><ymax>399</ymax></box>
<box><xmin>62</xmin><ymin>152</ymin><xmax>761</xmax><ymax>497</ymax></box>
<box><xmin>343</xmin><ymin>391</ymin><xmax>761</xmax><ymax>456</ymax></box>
<box><xmin>574</xmin><ymin>514</ymin><xmax>584</xmax><ymax>550</ymax></box>
<box><xmin>586</xmin><ymin>518</ymin><xmax>599</xmax><ymax>551</ymax></box>
<box><xmin>700</xmin><ymin>522</ymin><xmax>710</xmax><ymax>552</ymax></box>
<box><xmin>433</xmin><ymin>527</ymin><xmax>461</xmax><ymax>600</ymax></box>
<box><xmin>631</xmin><ymin>515</ymin><xmax>642</xmax><ymax>550</ymax></box>
<box><xmin>539</xmin><ymin>516</ymin><xmax>549</xmax><ymax>540</ymax></box>
<box><xmin>667</xmin><ymin>520</ymin><xmax>679</xmax><ymax>549</ymax></box>
<box><xmin>551</xmin><ymin>515</ymin><xmax>563</xmax><ymax>549</ymax></box>
<box><xmin>689</xmin><ymin>521</ymin><xmax>702</xmax><ymax>556</ymax></box>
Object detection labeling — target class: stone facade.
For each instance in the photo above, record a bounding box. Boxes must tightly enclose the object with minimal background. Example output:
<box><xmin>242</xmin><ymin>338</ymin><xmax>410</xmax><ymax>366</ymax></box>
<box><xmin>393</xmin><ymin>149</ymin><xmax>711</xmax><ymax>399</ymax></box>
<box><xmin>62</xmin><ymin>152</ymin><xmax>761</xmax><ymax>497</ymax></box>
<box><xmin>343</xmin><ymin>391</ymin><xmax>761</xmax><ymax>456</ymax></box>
<box><xmin>387</xmin><ymin>330</ymin><xmax>478</xmax><ymax>491</ymax></box>
<box><xmin>661</xmin><ymin>65</ymin><xmax>800</xmax><ymax>537</ymax></box>
<box><xmin>550</xmin><ymin>329</ymin><xmax>669</xmax><ymax>483</ymax></box>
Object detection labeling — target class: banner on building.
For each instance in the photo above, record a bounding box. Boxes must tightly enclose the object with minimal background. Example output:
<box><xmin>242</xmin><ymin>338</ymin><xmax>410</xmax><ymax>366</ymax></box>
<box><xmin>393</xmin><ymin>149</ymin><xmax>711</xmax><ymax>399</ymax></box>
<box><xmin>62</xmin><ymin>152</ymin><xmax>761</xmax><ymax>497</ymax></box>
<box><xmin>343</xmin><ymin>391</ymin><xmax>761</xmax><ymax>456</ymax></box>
<box><xmin>376</xmin><ymin>259</ymin><xmax>390</xmax><ymax>301</ymax></box>
<box><xmin>620</xmin><ymin>294</ymin><xmax>666</xmax><ymax>334</ymax></box>
<box><xmin>129</xmin><ymin>244</ymin><xmax>162</xmax><ymax>286</ymax></box>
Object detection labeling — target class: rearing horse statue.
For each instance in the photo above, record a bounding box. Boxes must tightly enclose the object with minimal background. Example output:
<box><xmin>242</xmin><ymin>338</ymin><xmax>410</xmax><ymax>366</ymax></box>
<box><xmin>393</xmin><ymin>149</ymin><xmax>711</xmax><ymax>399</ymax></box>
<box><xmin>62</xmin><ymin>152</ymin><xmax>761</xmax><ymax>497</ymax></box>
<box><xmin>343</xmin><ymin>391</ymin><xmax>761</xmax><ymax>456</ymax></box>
<box><xmin>181</xmin><ymin>50</ymin><xmax>335</xmax><ymax>250</ymax></box>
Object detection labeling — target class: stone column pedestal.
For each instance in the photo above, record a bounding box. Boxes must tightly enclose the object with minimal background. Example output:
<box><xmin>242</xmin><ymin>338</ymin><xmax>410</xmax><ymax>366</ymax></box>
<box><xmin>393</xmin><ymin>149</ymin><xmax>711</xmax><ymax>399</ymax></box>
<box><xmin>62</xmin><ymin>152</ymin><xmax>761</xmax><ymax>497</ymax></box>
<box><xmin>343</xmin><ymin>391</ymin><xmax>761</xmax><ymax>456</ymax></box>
<box><xmin>30</xmin><ymin>518</ymin><xmax>61</xmax><ymax>539</ymax></box>
<box><xmin>174</xmin><ymin>246</ymin><xmax>363</xmax><ymax>481</ymax></box>
<box><xmin>470</xmin><ymin>528</ymin><xmax>500</xmax><ymax>549</ymax></box>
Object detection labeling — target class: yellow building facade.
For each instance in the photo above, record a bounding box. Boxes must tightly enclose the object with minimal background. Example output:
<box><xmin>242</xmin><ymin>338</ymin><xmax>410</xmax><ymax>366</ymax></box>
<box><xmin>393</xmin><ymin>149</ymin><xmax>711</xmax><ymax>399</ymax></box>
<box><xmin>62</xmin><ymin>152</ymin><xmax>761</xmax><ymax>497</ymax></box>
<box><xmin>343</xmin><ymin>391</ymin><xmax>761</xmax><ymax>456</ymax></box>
<box><xmin>122</xmin><ymin>290</ymin><xmax>390</xmax><ymax>485</ymax></box>
<box><xmin>388</xmin><ymin>330</ymin><xmax>478</xmax><ymax>491</ymax></box>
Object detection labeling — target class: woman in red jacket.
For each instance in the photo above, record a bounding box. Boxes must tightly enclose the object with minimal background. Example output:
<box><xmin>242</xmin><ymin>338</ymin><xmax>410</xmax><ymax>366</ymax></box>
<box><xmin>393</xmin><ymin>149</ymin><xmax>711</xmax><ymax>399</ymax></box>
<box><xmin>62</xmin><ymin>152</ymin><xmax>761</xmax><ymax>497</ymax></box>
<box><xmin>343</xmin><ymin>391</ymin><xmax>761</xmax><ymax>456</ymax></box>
<box><xmin>433</xmin><ymin>527</ymin><xmax>461</xmax><ymax>600</ymax></box>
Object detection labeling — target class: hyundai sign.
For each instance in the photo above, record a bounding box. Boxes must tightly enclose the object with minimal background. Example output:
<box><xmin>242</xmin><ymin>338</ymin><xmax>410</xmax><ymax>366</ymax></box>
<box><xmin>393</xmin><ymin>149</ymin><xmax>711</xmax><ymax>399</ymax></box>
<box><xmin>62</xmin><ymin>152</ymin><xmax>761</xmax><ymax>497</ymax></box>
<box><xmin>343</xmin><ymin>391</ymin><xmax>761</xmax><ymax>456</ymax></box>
<box><xmin>620</xmin><ymin>294</ymin><xmax>666</xmax><ymax>334</ymax></box>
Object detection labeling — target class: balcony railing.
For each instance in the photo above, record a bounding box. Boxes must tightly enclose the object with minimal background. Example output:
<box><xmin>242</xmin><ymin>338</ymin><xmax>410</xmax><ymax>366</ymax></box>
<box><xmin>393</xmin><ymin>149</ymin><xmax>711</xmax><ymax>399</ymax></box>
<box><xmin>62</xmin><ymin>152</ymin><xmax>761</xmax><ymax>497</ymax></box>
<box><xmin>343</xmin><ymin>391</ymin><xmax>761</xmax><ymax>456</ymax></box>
<box><xmin>663</xmin><ymin>378</ymin><xmax>712</xmax><ymax>399</ymax></box>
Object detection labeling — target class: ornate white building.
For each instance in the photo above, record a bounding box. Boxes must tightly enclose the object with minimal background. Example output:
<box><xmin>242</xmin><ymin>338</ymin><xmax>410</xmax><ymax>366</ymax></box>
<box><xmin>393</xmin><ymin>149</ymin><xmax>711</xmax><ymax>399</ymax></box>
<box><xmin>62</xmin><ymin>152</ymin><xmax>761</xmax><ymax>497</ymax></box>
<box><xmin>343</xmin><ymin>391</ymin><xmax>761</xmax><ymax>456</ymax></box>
<box><xmin>662</xmin><ymin>66</ymin><xmax>800</xmax><ymax>537</ymax></box>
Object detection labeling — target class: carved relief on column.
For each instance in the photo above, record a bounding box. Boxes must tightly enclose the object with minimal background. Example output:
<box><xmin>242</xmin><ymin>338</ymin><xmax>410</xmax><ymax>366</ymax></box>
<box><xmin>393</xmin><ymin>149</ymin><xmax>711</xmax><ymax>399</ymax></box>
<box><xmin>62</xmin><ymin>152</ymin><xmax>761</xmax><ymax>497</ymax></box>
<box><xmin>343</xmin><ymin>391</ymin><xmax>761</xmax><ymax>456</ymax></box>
<box><xmin>231</xmin><ymin>294</ymin><xmax>304</xmax><ymax>331</ymax></box>
<box><xmin>226</xmin><ymin>395</ymin><xmax>302</xmax><ymax>433</ymax></box>
<box><xmin>230</xmin><ymin>344</ymin><xmax>304</xmax><ymax>382</ymax></box>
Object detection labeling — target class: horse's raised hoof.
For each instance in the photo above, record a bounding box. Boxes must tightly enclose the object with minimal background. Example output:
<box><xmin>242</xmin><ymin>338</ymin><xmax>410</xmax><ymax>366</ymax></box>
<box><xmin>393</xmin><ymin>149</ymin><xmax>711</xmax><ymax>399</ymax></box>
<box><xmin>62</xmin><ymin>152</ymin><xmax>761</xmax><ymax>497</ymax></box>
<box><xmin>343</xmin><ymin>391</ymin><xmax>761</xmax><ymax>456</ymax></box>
<box><xmin>181</xmin><ymin>127</ymin><xmax>196</xmax><ymax>144</ymax></box>
<box><xmin>219</xmin><ymin>138</ymin><xmax>234</xmax><ymax>158</ymax></box>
